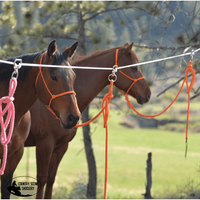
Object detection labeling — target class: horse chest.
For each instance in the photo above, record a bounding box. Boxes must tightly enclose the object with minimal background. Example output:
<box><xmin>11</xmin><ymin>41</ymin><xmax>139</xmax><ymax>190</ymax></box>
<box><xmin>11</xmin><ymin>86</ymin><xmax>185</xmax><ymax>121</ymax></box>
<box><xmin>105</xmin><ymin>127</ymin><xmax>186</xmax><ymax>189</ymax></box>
<box><xmin>35</xmin><ymin>125</ymin><xmax>46</xmax><ymax>138</ymax></box>
<box><xmin>55</xmin><ymin>128</ymin><xmax>77</xmax><ymax>148</ymax></box>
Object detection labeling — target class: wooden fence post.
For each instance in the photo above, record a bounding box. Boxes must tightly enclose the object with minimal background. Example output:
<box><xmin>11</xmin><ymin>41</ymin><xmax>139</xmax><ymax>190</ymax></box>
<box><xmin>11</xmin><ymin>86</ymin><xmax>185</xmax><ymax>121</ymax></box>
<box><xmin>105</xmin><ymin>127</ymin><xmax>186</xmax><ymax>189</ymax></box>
<box><xmin>143</xmin><ymin>152</ymin><xmax>153</xmax><ymax>199</ymax></box>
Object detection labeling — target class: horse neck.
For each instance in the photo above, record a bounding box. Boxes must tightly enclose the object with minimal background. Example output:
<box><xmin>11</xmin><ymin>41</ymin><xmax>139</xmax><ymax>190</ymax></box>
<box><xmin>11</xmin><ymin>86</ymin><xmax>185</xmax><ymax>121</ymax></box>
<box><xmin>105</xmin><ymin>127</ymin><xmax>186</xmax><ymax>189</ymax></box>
<box><xmin>72</xmin><ymin>49</ymin><xmax>116</xmax><ymax>113</ymax></box>
<box><xmin>12</xmin><ymin>67</ymin><xmax>39</xmax><ymax>124</ymax></box>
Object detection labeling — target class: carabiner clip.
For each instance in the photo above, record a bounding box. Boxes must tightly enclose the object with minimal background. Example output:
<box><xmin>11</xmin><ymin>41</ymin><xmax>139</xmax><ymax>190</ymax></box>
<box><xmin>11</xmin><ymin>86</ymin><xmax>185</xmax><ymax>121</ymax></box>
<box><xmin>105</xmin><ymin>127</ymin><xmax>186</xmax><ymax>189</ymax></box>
<box><xmin>12</xmin><ymin>59</ymin><xmax>22</xmax><ymax>79</ymax></box>
<box><xmin>108</xmin><ymin>65</ymin><xmax>118</xmax><ymax>82</ymax></box>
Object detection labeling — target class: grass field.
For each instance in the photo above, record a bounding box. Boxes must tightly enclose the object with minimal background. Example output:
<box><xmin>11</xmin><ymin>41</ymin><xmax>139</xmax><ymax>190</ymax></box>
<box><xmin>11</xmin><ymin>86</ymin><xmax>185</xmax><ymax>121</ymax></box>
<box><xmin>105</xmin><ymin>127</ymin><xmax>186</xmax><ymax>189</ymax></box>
<box><xmin>13</xmin><ymin>107</ymin><xmax>200</xmax><ymax>199</ymax></box>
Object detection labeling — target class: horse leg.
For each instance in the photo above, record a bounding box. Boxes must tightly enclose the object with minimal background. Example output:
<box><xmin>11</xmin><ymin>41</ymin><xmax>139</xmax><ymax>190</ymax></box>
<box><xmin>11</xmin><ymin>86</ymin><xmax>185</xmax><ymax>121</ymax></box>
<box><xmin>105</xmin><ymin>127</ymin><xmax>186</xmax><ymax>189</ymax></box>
<box><xmin>1</xmin><ymin>144</ymin><xmax>24</xmax><ymax>199</ymax></box>
<box><xmin>44</xmin><ymin>143</ymin><xmax>69</xmax><ymax>199</ymax></box>
<box><xmin>36</xmin><ymin>139</ymin><xmax>54</xmax><ymax>199</ymax></box>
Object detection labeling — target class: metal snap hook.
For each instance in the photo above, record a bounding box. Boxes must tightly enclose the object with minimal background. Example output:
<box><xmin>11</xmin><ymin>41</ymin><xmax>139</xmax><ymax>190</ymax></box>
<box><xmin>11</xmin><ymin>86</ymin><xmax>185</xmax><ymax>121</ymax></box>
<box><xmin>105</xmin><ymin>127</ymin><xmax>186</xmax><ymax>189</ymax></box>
<box><xmin>12</xmin><ymin>59</ymin><xmax>22</xmax><ymax>79</ymax></box>
<box><xmin>13</xmin><ymin>59</ymin><xmax>22</xmax><ymax>70</ymax></box>
<box><xmin>108</xmin><ymin>65</ymin><xmax>118</xmax><ymax>82</ymax></box>
<box><xmin>112</xmin><ymin>65</ymin><xmax>118</xmax><ymax>74</ymax></box>
<box><xmin>190</xmin><ymin>49</ymin><xmax>195</xmax><ymax>61</ymax></box>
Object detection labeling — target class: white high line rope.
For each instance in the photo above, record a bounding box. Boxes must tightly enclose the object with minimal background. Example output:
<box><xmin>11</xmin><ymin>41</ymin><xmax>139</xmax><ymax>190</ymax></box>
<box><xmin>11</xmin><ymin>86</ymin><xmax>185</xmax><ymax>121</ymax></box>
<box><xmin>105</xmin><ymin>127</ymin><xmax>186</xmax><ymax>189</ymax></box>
<box><xmin>0</xmin><ymin>48</ymin><xmax>200</xmax><ymax>70</ymax></box>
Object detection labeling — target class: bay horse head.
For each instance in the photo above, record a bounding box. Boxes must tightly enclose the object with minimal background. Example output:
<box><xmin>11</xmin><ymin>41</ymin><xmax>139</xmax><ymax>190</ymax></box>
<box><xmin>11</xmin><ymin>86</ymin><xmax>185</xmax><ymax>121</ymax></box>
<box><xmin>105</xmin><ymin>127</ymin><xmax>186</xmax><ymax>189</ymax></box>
<box><xmin>114</xmin><ymin>42</ymin><xmax>151</xmax><ymax>104</ymax></box>
<box><xmin>34</xmin><ymin>40</ymin><xmax>81</xmax><ymax>129</ymax></box>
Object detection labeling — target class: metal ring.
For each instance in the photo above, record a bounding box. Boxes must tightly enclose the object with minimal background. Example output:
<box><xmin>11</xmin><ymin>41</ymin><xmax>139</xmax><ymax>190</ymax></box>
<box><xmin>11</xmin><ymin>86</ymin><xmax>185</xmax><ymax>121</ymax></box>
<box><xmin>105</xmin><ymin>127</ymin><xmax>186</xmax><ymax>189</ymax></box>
<box><xmin>108</xmin><ymin>74</ymin><xmax>117</xmax><ymax>82</ymax></box>
<box><xmin>11</xmin><ymin>71</ymin><xmax>19</xmax><ymax>79</ymax></box>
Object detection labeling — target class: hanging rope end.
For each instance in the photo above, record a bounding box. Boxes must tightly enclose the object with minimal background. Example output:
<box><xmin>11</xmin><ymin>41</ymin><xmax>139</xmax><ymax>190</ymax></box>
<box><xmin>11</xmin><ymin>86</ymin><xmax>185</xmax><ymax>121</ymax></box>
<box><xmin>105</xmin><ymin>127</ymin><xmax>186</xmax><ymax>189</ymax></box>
<box><xmin>185</xmin><ymin>138</ymin><xmax>188</xmax><ymax>158</ymax></box>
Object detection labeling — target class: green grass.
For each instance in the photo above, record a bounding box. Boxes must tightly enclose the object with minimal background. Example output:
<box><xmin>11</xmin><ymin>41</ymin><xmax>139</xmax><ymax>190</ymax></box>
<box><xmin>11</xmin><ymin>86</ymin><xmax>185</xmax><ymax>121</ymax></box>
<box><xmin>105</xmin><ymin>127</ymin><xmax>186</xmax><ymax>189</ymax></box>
<box><xmin>14</xmin><ymin>108</ymin><xmax>200</xmax><ymax>199</ymax></box>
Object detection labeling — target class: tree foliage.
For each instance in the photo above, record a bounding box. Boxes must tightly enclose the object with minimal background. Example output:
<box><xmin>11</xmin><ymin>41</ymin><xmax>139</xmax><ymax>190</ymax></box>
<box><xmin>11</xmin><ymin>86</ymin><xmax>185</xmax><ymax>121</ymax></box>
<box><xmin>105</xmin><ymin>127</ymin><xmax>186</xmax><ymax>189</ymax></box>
<box><xmin>1</xmin><ymin>1</ymin><xmax>200</xmax><ymax>59</ymax></box>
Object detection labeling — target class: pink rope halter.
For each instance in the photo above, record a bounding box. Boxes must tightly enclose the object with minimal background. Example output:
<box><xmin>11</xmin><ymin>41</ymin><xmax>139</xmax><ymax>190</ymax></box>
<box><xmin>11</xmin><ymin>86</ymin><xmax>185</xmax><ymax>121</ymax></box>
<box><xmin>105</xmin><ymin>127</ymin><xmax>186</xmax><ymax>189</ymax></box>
<box><xmin>0</xmin><ymin>77</ymin><xmax>17</xmax><ymax>175</ymax></box>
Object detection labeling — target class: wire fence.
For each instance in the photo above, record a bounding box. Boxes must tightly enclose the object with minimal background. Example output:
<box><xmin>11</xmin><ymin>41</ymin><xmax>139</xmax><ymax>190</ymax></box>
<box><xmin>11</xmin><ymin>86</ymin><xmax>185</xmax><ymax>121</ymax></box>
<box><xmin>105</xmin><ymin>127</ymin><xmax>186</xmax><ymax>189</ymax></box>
<box><xmin>0</xmin><ymin>48</ymin><xmax>199</xmax><ymax>71</ymax></box>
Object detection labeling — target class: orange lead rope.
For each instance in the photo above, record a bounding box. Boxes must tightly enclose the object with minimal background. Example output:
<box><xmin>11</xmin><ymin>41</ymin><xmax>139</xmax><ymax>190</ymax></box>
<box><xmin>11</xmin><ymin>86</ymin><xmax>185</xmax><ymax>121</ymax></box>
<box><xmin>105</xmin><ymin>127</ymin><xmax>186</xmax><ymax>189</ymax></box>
<box><xmin>74</xmin><ymin>49</ymin><xmax>195</xmax><ymax>198</ymax></box>
<box><xmin>75</xmin><ymin>49</ymin><xmax>145</xmax><ymax>198</ymax></box>
<box><xmin>102</xmin><ymin>80</ymin><xmax>114</xmax><ymax>199</ymax></box>
<box><xmin>117</xmin><ymin>60</ymin><xmax>195</xmax><ymax>157</ymax></box>
<box><xmin>75</xmin><ymin>80</ymin><xmax>114</xmax><ymax>199</ymax></box>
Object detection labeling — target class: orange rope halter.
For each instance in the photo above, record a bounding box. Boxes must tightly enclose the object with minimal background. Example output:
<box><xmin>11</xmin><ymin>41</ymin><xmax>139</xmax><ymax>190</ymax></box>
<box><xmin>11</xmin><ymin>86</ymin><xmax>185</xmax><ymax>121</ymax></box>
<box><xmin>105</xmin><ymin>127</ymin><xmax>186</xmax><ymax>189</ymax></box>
<box><xmin>35</xmin><ymin>51</ymin><xmax>76</xmax><ymax>119</ymax></box>
<box><xmin>115</xmin><ymin>49</ymin><xmax>145</xmax><ymax>95</ymax></box>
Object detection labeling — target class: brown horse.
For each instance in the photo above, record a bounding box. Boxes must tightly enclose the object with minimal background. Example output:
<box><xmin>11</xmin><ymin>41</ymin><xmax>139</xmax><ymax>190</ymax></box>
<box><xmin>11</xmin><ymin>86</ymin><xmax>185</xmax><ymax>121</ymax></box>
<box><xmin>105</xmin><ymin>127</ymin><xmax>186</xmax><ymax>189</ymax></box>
<box><xmin>0</xmin><ymin>40</ymin><xmax>81</xmax><ymax>198</ymax></box>
<box><xmin>25</xmin><ymin>42</ymin><xmax>151</xmax><ymax>198</ymax></box>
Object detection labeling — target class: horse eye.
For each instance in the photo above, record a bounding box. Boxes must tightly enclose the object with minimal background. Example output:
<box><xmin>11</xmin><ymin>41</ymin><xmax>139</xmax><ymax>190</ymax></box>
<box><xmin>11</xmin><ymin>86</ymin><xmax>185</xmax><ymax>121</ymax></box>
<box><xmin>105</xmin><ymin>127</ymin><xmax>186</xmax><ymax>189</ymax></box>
<box><xmin>132</xmin><ymin>67</ymin><xmax>137</xmax><ymax>71</ymax></box>
<box><xmin>51</xmin><ymin>75</ymin><xmax>58</xmax><ymax>81</ymax></box>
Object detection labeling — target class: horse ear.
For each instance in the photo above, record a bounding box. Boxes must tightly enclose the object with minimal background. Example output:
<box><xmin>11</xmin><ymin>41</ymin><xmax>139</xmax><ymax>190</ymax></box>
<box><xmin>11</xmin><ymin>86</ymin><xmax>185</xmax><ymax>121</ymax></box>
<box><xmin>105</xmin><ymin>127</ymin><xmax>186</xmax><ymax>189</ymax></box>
<box><xmin>47</xmin><ymin>39</ymin><xmax>57</xmax><ymax>59</ymax></box>
<box><xmin>124</xmin><ymin>43</ymin><xmax>129</xmax><ymax>47</ymax></box>
<box><xmin>63</xmin><ymin>41</ymin><xmax>78</xmax><ymax>58</ymax></box>
<box><xmin>125</xmin><ymin>42</ymin><xmax>134</xmax><ymax>54</ymax></box>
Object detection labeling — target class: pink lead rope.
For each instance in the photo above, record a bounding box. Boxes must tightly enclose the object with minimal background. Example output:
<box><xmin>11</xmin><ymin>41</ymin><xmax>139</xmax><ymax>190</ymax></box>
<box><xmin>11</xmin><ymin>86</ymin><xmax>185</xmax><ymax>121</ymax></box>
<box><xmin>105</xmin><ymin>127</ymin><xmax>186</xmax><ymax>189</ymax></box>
<box><xmin>0</xmin><ymin>77</ymin><xmax>17</xmax><ymax>175</ymax></box>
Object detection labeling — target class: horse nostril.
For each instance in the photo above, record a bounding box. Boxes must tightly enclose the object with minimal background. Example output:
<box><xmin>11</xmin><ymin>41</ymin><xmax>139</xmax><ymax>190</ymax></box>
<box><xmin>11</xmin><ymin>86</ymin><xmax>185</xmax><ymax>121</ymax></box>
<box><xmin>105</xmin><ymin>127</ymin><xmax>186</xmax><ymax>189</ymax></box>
<box><xmin>67</xmin><ymin>114</ymin><xmax>80</xmax><ymax>125</ymax></box>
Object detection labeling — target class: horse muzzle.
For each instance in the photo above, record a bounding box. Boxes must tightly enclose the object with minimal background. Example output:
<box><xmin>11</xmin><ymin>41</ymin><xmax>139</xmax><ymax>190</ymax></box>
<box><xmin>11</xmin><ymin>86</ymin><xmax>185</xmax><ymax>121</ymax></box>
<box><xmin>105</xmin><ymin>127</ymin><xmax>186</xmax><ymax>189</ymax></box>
<box><xmin>138</xmin><ymin>92</ymin><xmax>151</xmax><ymax>105</ymax></box>
<box><xmin>60</xmin><ymin>113</ymin><xmax>80</xmax><ymax>129</ymax></box>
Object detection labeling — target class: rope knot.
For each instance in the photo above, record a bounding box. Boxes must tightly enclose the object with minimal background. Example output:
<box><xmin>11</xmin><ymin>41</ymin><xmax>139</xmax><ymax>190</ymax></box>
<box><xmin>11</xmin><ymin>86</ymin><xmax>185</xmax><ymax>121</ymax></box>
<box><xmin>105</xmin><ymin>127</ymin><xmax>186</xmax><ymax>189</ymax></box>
<box><xmin>125</xmin><ymin>95</ymin><xmax>129</xmax><ymax>102</ymax></box>
<box><xmin>185</xmin><ymin>61</ymin><xmax>195</xmax><ymax>94</ymax></box>
<box><xmin>187</xmin><ymin>61</ymin><xmax>193</xmax><ymax>70</ymax></box>
<box><xmin>125</xmin><ymin>95</ymin><xmax>132</xmax><ymax>107</ymax></box>
<box><xmin>102</xmin><ymin>80</ymin><xmax>114</xmax><ymax>128</ymax></box>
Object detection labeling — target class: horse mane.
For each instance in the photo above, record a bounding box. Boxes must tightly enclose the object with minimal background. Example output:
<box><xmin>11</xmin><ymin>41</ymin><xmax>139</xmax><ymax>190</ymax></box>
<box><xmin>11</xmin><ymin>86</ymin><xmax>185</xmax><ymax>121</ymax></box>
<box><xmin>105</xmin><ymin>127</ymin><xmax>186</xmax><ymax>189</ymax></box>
<box><xmin>70</xmin><ymin>50</ymin><xmax>94</xmax><ymax>61</ymax></box>
<box><xmin>0</xmin><ymin>49</ymin><xmax>69</xmax><ymax>88</ymax></box>
<box><xmin>70</xmin><ymin>48</ymin><xmax>115</xmax><ymax>64</ymax></box>
<box><xmin>0</xmin><ymin>52</ymin><xmax>43</xmax><ymax>88</ymax></box>
<box><xmin>70</xmin><ymin>45</ymin><xmax>139</xmax><ymax>63</ymax></box>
